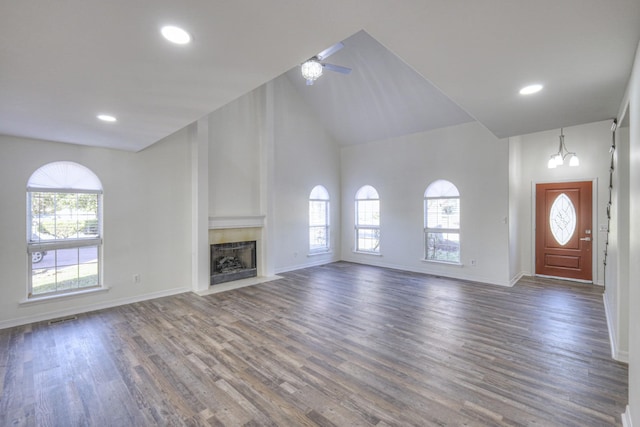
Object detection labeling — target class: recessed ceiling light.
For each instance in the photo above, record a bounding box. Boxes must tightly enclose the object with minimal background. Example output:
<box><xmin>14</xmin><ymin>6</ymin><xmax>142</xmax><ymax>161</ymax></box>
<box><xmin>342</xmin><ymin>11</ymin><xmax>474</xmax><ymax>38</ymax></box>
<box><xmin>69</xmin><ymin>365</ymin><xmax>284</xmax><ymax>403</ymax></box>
<box><xmin>161</xmin><ymin>25</ymin><xmax>191</xmax><ymax>44</ymax></box>
<box><xmin>97</xmin><ymin>114</ymin><xmax>117</xmax><ymax>122</ymax></box>
<box><xmin>519</xmin><ymin>84</ymin><xmax>543</xmax><ymax>95</ymax></box>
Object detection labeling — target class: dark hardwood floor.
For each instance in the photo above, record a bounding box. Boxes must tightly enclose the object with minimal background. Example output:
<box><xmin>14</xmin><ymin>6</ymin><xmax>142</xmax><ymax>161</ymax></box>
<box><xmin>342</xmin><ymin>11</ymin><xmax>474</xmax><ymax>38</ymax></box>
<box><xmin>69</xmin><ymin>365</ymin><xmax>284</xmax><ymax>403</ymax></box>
<box><xmin>0</xmin><ymin>262</ymin><xmax>628</xmax><ymax>426</ymax></box>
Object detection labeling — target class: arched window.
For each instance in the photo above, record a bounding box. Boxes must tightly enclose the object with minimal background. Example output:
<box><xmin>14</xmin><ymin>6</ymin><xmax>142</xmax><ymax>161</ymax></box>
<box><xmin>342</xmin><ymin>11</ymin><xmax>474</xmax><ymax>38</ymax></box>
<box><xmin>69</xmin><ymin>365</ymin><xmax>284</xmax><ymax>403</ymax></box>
<box><xmin>309</xmin><ymin>185</ymin><xmax>330</xmax><ymax>253</ymax></box>
<box><xmin>27</xmin><ymin>161</ymin><xmax>103</xmax><ymax>298</ymax></box>
<box><xmin>424</xmin><ymin>179</ymin><xmax>460</xmax><ymax>263</ymax></box>
<box><xmin>355</xmin><ymin>185</ymin><xmax>380</xmax><ymax>253</ymax></box>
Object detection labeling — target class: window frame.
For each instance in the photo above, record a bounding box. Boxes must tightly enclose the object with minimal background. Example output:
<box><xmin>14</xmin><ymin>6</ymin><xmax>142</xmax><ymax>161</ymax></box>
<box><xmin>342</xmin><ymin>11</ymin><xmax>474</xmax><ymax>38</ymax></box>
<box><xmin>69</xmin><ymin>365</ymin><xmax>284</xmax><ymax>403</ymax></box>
<box><xmin>309</xmin><ymin>185</ymin><xmax>330</xmax><ymax>254</ymax></box>
<box><xmin>355</xmin><ymin>185</ymin><xmax>381</xmax><ymax>254</ymax></box>
<box><xmin>27</xmin><ymin>163</ymin><xmax>103</xmax><ymax>299</ymax></box>
<box><xmin>424</xmin><ymin>180</ymin><xmax>461</xmax><ymax>264</ymax></box>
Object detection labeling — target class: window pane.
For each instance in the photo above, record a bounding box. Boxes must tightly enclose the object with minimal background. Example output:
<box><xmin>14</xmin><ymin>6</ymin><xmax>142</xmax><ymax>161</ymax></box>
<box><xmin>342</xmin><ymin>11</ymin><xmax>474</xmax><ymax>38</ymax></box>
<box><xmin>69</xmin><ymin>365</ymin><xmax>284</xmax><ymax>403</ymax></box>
<box><xmin>31</xmin><ymin>246</ymin><xmax>99</xmax><ymax>296</ymax></box>
<box><xmin>310</xmin><ymin>226</ymin><xmax>328</xmax><ymax>251</ymax></box>
<box><xmin>426</xmin><ymin>232</ymin><xmax>460</xmax><ymax>262</ymax></box>
<box><xmin>356</xmin><ymin>185</ymin><xmax>379</xmax><ymax>200</ymax></box>
<box><xmin>426</xmin><ymin>198</ymin><xmax>459</xmax><ymax>229</ymax></box>
<box><xmin>309</xmin><ymin>201</ymin><xmax>328</xmax><ymax>226</ymax></box>
<box><xmin>425</xmin><ymin>180</ymin><xmax>459</xmax><ymax>198</ymax></box>
<box><xmin>357</xmin><ymin>200</ymin><xmax>380</xmax><ymax>226</ymax></box>
<box><xmin>357</xmin><ymin>228</ymin><xmax>380</xmax><ymax>252</ymax></box>
<box><xmin>30</xmin><ymin>192</ymin><xmax>99</xmax><ymax>240</ymax></box>
<box><xmin>309</xmin><ymin>185</ymin><xmax>329</xmax><ymax>200</ymax></box>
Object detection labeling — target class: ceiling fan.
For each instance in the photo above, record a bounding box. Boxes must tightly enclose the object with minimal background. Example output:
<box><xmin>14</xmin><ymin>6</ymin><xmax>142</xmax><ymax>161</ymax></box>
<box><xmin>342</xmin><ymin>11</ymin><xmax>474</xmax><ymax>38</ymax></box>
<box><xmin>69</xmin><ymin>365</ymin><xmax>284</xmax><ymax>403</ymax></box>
<box><xmin>301</xmin><ymin>42</ymin><xmax>352</xmax><ymax>86</ymax></box>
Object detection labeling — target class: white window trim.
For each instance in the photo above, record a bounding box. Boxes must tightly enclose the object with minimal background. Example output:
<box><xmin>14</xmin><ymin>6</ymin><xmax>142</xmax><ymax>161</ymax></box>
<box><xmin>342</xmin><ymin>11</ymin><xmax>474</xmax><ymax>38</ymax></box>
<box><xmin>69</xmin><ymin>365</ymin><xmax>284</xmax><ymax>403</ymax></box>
<box><xmin>27</xmin><ymin>169</ymin><xmax>104</xmax><ymax>299</ymax></box>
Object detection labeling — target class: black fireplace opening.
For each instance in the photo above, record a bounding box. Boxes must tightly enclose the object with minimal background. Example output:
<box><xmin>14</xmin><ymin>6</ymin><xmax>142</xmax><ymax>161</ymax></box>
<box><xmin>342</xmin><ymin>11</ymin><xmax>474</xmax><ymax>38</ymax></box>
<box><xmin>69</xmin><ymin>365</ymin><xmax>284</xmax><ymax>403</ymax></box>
<box><xmin>211</xmin><ymin>241</ymin><xmax>257</xmax><ymax>285</ymax></box>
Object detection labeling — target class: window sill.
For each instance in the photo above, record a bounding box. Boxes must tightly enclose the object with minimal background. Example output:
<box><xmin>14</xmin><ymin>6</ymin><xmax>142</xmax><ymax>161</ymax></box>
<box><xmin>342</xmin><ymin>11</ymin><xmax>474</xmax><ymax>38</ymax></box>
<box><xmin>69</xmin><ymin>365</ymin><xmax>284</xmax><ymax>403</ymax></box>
<box><xmin>353</xmin><ymin>250</ymin><xmax>382</xmax><ymax>256</ymax></box>
<box><xmin>421</xmin><ymin>259</ymin><xmax>463</xmax><ymax>267</ymax></box>
<box><xmin>308</xmin><ymin>250</ymin><xmax>333</xmax><ymax>257</ymax></box>
<box><xmin>20</xmin><ymin>286</ymin><xmax>110</xmax><ymax>306</ymax></box>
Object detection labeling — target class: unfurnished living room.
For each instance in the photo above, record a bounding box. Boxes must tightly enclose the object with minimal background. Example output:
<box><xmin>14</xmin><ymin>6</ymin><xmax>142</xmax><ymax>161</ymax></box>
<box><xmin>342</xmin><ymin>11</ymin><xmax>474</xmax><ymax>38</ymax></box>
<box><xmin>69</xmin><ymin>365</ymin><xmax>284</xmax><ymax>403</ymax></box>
<box><xmin>1</xmin><ymin>1</ymin><xmax>639</xmax><ymax>426</ymax></box>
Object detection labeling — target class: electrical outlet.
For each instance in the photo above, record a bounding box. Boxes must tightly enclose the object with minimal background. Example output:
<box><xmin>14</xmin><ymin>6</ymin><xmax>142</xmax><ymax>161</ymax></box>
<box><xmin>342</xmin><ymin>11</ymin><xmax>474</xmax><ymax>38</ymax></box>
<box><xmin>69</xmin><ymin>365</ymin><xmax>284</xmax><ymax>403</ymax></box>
<box><xmin>133</xmin><ymin>274</ymin><xmax>141</xmax><ymax>284</ymax></box>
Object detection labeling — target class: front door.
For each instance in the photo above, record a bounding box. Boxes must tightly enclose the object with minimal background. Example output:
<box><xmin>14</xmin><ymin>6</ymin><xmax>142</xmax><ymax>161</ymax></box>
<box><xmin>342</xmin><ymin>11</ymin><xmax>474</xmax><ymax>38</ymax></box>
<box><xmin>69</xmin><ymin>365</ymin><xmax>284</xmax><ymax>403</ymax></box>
<box><xmin>535</xmin><ymin>181</ymin><xmax>592</xmax><ymax>281</ymax></box>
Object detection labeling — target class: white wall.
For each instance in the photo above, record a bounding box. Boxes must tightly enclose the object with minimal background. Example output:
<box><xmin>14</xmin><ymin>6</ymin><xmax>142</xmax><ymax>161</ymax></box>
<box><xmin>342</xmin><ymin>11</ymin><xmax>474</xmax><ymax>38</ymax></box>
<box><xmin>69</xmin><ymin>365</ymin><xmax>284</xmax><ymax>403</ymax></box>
<box><xmin>604</xmin><ymin>124</ymin><xmax>630</xmax><ymax>362</ymax></box>
<box><xmin>509</xmin><ymin>121</ymin><xmax>612</xmax><ymax>284</ymax></box>
<box><xmin>508</xmin><ymin>133</ymin><xmax>524</xmax><ymax>282</ymax></box>
<box><xmin>624</xmin><ymin>40</ymin><xmax>640</xmax><ymax>427</ymax></box>
<box><xmin>271</xmin><ymin>75</ymin><xmax>342</xmax><ymax>272</ymax></box>
<box><xmin>0</xmin><ymin>131</ymin><xmax>192</xmax><ymax>328</ymax></box>
<box><xmin>340</xmin><ymin>121</ymin><xmax>511</xmax><ymax>286</ymax></box>
<box><xmin>208</xmin><ymin>87</ymin><xmax>265</xmax><ymax>217</ymax></box>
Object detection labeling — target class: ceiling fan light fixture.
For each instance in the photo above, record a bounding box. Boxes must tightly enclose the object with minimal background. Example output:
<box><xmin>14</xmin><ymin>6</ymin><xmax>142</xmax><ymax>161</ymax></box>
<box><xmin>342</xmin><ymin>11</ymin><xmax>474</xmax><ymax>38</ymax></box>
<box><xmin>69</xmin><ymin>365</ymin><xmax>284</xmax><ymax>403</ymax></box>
<box><xmin>301</xmin><ymin>59</ymin><xmax>323</xmax><ymax>85</ymax></box>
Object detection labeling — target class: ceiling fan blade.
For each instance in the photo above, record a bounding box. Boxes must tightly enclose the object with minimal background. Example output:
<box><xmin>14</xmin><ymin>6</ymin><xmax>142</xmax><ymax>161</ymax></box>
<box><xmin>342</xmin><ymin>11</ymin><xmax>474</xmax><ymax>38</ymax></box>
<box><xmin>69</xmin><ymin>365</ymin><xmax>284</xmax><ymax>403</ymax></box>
<box><xmin>322</xmin><ymin>63</ymin><xmax>352</xmax><ymax>74</ymax></box>
<box><xmin>316</xmin><ymin>42</ymin><xmax>344</xmax><ymax>61</ymax></box>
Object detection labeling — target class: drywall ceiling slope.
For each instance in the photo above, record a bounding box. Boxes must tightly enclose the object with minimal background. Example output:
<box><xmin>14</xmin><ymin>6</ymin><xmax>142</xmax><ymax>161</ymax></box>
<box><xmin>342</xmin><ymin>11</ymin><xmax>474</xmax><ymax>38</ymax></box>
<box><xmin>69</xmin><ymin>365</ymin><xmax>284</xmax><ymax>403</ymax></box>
<box><xmin>1</xmin><ymin>0</ymin><xmax>639</xmax><ymax>151</ymax></box>
<box><xmin>285</xmin><ymin>31</ymin><xmax>474</xmax><ymax>146</ymax></box>
<box><xmin>364</xmin><ymin>1</ymin><xmax>640</xmax><ymax>139</ymax></box>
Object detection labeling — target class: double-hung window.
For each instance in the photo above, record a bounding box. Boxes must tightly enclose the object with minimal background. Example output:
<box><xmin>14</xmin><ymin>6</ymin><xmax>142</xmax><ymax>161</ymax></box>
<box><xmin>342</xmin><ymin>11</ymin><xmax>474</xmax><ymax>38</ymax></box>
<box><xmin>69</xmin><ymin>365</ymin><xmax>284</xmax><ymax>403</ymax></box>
<box><xmin>355</xmin><ymin>185</ymin><xmax>380</xmax><ymax>253</ymax></box>
<box><xmin>424</xmin><ymin>180</ymin><xmax>460</xmax><ymax>263</ymax></box>
<box><xmin>27</xmin><ymin>162</ymin><xmax>103</xmax><ymax>298</ymax></box>
<box><xmin>309</xmin><ymin>185</ymin><xmax>330</xmax><ymax>253</ymax></box>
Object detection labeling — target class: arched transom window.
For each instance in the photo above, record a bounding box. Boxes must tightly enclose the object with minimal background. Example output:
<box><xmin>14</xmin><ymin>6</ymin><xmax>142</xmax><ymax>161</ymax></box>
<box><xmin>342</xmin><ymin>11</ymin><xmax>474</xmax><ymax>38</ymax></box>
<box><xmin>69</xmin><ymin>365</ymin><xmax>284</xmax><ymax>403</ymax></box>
<box><xmin>424</xmin><ymin>179</ymin><xmax>460</xmax><ymax>263</ymax></box>
<box><xmin>27</xmin><ymin>161</ymin><xmax>103</xmax><ymax>298</ymax></box>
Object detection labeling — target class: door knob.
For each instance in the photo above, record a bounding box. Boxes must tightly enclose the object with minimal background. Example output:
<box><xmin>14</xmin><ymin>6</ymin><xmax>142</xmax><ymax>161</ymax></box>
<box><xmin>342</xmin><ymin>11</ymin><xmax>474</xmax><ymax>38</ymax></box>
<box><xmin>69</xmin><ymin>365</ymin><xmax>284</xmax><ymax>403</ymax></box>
<box><xmin>580</xmin><ymin>237</ymin><xmax>591</xmax><ymax>241</ymax></box>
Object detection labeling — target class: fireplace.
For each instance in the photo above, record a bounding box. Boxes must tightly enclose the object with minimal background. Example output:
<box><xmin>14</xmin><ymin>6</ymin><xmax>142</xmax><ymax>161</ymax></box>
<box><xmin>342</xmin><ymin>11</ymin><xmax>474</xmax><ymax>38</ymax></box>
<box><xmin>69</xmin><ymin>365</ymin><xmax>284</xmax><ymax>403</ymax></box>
<box><xmin>210</xmin><ymin>241</ymin><xmax>257</xmax><ymax>285</ymax></box>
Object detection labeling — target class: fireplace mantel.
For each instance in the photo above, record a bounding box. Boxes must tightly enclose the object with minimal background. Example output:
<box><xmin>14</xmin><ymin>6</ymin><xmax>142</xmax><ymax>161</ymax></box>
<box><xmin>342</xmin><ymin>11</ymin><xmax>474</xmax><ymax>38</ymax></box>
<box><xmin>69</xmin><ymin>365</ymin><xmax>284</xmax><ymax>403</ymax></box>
<box><xmin>208</xmin><ymin>215</ymin><xmax>265</xmax><ymax>230</ymax></box>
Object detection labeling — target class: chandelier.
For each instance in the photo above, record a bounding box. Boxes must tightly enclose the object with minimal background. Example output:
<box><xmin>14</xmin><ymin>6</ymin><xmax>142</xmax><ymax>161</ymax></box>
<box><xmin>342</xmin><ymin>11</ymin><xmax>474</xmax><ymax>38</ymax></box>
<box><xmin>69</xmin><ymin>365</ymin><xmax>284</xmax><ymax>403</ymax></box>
<box><xmin>548</xmin><ymin>128</ymin><xmax>579</xmax><ymax>168</ymax></box>
<box><xmin>301</xmin><ymin>58</ymin><xmax>323</xmax><ymax>86</ymax></box>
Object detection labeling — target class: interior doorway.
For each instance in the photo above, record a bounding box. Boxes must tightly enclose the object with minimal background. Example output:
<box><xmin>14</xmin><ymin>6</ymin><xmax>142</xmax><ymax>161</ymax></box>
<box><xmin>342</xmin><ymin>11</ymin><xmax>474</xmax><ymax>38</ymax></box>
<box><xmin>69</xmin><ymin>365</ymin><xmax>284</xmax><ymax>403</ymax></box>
<box><xmin>535</xmin><ymin>181</ymin><xmax>593</xmax><ymax>282</ymax></box>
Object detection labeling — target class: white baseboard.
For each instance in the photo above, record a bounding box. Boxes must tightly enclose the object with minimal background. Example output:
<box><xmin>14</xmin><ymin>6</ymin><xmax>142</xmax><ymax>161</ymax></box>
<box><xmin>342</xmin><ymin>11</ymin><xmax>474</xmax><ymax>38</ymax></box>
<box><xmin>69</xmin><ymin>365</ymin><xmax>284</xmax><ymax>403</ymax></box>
<box><xmin>602</xmin><ymin>293</ymin><xmax>630</xmax><ymax>363</ymax></box>
<box><xmin>622</xmin><ymin>405</ymin><xmax>632</xmax><ymax>427</ymax></box>
<box><xmin>509</xmin><ymin>271</ymin><xmax>526</xmax><ymax>287</ymax></box>
<box><xmin>341</xmin><ymin>256</ymin><xmax>512</xmax><ymax>287</ymax></box>
<box><xmin>274</xmin><ymin>256</ymin><xmax>339</xmax><ymax>275</ymax></box>
<box><xmin>0</xmin><ymin>287</ymin><xmax>189</xmax><ymax>330</ymax></box>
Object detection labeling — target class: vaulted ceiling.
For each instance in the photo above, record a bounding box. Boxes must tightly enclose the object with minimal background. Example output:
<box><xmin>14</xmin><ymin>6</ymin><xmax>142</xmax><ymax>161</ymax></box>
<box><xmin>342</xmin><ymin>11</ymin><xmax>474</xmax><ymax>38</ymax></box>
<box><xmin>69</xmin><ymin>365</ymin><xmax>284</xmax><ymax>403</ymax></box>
<box><xmin>1</xmin><ymin>1</ymin><xmax>639</xmax><ymax>151</ymax></box>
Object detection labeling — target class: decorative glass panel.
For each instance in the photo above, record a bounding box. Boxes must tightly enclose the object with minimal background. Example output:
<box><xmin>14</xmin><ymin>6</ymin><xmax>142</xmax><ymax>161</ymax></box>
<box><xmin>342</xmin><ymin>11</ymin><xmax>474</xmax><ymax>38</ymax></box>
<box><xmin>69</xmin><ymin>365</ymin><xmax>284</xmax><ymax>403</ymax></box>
<box><xmin>549</xmin><ymin>193</ymin><xmax>576</xmax><ymax>246</ymax></box>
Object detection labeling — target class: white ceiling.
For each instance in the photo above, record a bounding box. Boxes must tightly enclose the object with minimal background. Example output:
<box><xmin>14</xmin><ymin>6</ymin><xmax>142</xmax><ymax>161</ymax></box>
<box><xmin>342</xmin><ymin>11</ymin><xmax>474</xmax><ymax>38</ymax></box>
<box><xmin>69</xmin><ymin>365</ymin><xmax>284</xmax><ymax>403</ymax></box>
<box><xmin>285</xmin><ymin>31</ymin><xmax>475</xmax><ymax>146</ymax></box>
<box><xmin>1</xmin><ymin>1</ymin><xmax>639</xmax><ymax>152</ymax></box>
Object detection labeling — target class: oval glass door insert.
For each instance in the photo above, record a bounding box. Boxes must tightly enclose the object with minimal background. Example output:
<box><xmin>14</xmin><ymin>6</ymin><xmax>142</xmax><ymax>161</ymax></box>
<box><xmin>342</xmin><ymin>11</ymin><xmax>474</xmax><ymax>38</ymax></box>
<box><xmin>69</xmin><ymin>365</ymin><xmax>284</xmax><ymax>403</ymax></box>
<box><xmin>549</xmin><ymin>193</ymin><xmax>576</xmax><ymax>246</ymax></box>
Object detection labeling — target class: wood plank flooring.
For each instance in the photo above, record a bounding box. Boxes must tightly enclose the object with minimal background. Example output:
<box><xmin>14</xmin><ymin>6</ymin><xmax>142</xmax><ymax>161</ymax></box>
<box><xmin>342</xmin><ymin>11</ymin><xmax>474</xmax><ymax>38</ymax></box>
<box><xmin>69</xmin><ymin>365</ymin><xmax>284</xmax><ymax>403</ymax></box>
<box><xmin>0</xmin><ymin>262</ymin><xmax>628</xmax><ymax>426</ymax></box>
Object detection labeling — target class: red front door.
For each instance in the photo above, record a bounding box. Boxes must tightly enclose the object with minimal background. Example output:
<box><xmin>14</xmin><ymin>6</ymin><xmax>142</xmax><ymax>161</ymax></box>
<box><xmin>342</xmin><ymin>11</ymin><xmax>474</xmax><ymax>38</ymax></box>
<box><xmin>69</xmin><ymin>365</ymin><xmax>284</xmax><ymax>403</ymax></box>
<box><xmin>535</xmin><ymin>181</ymin><xmax>592</xmax><ymax>281</ymax></box>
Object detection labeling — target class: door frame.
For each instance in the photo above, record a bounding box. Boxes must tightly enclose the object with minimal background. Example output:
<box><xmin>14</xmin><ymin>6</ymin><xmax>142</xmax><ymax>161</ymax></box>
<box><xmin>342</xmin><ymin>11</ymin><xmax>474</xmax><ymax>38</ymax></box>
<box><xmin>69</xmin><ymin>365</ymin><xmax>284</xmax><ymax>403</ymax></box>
<box><xmin>531</xmin><ymin>178</ymin><xmax>598</xmax><ymax>283</ymax></box>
